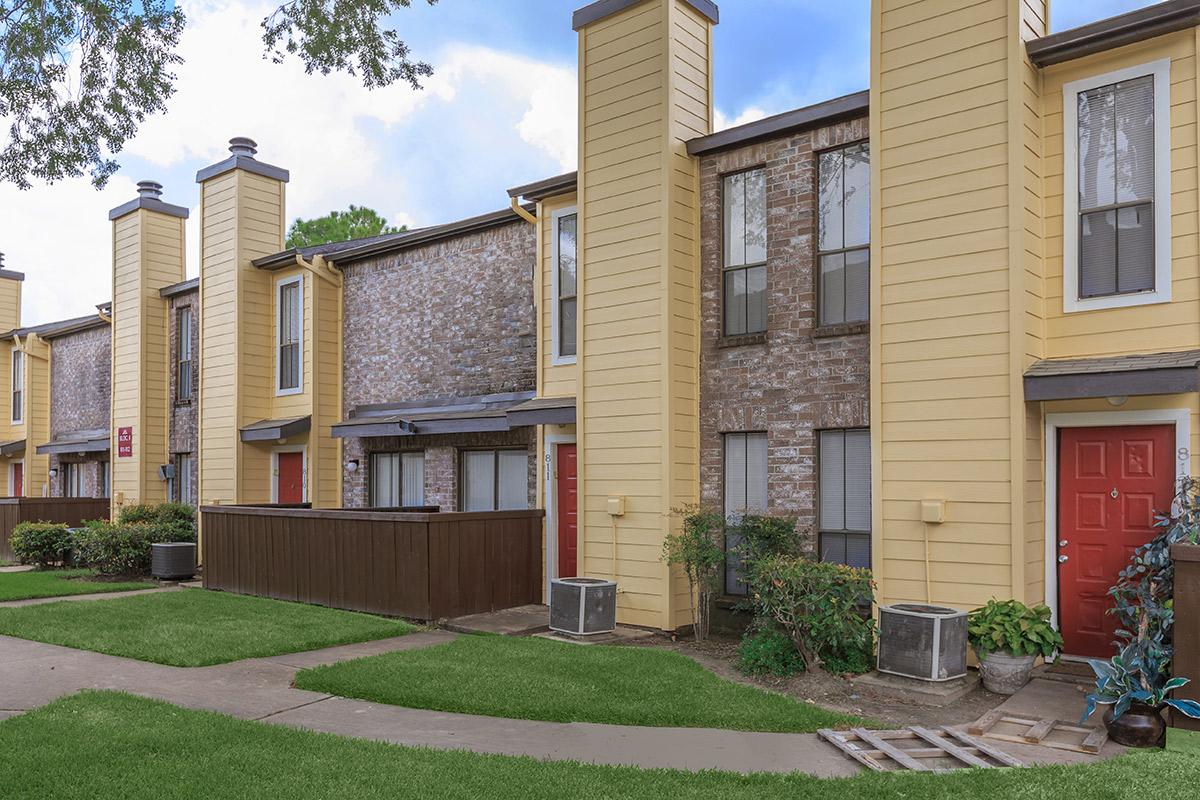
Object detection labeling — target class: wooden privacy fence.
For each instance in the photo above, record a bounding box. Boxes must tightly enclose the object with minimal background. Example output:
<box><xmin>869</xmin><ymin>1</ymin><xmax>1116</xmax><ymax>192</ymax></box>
<box><xmin>0</xmin><ymin>497</ymin><xmax>110</xmax><ymax>562</ymax></box>
<box><xmin>201</xmin><ymin>505</ymin><xmax>544</xmax><ymax>620</ymax></box>
<box><xmin>1172</xmin><ymin>543</ymin><xmax>1200</xmax><ymax>732</ymax></box>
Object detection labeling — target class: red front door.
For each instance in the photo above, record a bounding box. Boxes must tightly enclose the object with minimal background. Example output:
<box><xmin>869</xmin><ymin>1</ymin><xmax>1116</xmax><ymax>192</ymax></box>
<box><xmin>1058</xmin><ymin>424</ymin><xmax>1175</xmax><ymax>658</ymax></box>
<box><xmin>556</xmin><ymin>443</ymin><xmax>578</xmax><ymax>578</ymax></box>
<box><xmin>276</xmin><ymin>452</ymin><xmax>305</xmax><ymax>505</ymax></box>
<box><xmin>11</xmin><ymin>462</ymin><xmax>22</xmax><ymax>497</ymax></box>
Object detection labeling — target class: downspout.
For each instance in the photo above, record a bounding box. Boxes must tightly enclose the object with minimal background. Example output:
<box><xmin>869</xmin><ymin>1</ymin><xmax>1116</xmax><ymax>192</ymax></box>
<box><xmin>510</xmin><ymin>197</ymin><xmax>537</xmax><ymax>225</ymax></box>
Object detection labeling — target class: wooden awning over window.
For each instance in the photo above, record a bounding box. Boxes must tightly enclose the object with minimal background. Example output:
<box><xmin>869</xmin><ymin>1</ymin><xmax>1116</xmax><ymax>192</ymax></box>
<box><xmin>1024</xmin><ymin>349</ymin><xmax>1200</xmax><ymax>401</ymax></box>
<box><xmin>0</xmin><ymin>439</ymin><xmax>24</xmax><ymax>457</ymax></box>
<box><xmin>240</xmin><ymin>416</ymin><xmax>311</xmax><ymax>442</ymax></box>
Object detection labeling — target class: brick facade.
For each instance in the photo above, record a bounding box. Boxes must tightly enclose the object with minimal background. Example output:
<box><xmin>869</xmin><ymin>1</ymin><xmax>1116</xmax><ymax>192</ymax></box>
<box><xmin>697</xmin><ymin>116</ymin><xmax>871</xmax><ymax>554</ymax></box>
<box><xmin>47</xmin><ymin>322</ymin><xmax>111</xmax><ymax>498</ymax></box>
<box><xmin>341</xmin><ymin>220</ymin><xmax>538</xmax><ymax>510</ymax></box>
<box><xmin>167</xmin><ymin>289</ymin><xmax>199</xmax><ymax>504</ymax></box>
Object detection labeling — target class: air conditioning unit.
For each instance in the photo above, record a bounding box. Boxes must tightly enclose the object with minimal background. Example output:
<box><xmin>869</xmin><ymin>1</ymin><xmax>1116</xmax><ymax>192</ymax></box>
<box><xmin>877</xmin><ymin>604</ymin><xmax>968</xmax><ymax>682</ymax></box>
<box><xmin>550</xmin><ymin>578</ymin><xmax>617</xmax><ymax>636</ymax></box>
<box><xmin>151</xmin><ymin>542</ymin><xmax>196</xmax><ymax>581</ymax></box>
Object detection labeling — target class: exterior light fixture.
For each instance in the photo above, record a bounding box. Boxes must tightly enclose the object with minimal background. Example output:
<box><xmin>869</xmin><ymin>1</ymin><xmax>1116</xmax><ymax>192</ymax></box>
<box><xmin>1107</xmin><ymin>396</ymin><xmax>1130</xmax><ymax>407</ymax></box>
<box><xmin>345</xmin><ymin>460</ymin><xmax>359</xmax><ymax>473</ymax></box>
<box><xmin>48</xmin><ymin>468</ymin><xmax>58</xmax><ymax>478</ymax></box>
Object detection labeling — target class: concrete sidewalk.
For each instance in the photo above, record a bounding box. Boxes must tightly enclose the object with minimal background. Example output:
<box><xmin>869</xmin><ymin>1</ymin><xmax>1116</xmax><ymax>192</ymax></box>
<box><xmin>0</xmin><ymin>630</ymin><xmax>1118</xmax><ymax>775</ymax></box>
<box><xmin>0</xmin><ymin>585</ymin><xmax>178</xmax><ymax>608</ymax></box>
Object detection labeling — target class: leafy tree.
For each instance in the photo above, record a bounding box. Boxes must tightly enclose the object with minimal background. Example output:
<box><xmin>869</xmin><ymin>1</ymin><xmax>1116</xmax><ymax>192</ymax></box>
<box><xmin>286</xmin><ymin>205</ymin><xmax>405</xmax><ymax>249</ymax></box>
<box><xmin>0</xmin><ymin>0</ymin><xmax>437</xmax><ymax>190</ymax></box>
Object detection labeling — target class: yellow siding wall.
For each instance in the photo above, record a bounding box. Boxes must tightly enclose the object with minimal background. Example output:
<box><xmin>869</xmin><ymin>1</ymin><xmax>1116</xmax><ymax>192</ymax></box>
<box><xmin>538</xmin><ymin>191</ymin><xmax>579</xmax><ymax>401</ymax></box>
<box><xmin>15</xmin><ymin>335</ymin><xmax>49</xmax><ymax>496</ymax></box>
<box><xmin>110</xmin><ymin>209</ymin><xmax>184</xmax><ymax>511</ymax></box>
<box><xmin>873</xmin><ymin>0</ymin><xmax>1048</xmax><ymax>609</ymax></box>
<box><xmin>577</xmin><ymin>0</ymin><xmax>711</xmax><ymax>630</ymax></box>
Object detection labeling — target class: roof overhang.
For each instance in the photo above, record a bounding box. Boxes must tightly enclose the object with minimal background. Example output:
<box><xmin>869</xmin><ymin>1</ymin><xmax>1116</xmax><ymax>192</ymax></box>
<box><xmin>333</xmin><ymin>392</ymin><xmax>537</xmax><ymax>439</ymax></box>
<box><xmin>35</xmin><ymin>432</ymin><xmax>109</xmax><ymax>455</ymax></box>
<box><xmin>1024</xmin><ymin>350</ymin><xmax>1200</xmax><ymax>401</ymax></box>
<box><xmin>507</xmin><ymin>171</ymin><xmax>578</xmax><ymax>203</ymax></box>
<box><xmin>505</xmin><ymin>396</ymin><xmax>576</xmax><ymax>427</ymax></box>
<box><xmin>0</xmin><ymin>439</ymin><xmax>25</xmax><ymax>457</ymax></box>
<box><xmin>686</xmin><ymin>90</ymin><xmax>869</xmax><ymax>156</ymax></box>
<box><xmin>240</xmin><ymin>416</ymin><xmax>312</xmax><ymax>443</ymax></box>
<box><xmin>1027</xmin><ymin>0</ymin><xmax>1200</xmax><ymax>67</ymax></box>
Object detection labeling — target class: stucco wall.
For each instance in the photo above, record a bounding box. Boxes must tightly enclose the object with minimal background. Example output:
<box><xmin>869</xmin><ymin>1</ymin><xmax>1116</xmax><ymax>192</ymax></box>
<box><xmin>698</xmin><ymin>115</ymin><xmax>872</xmax><ymax>554</ymax></box>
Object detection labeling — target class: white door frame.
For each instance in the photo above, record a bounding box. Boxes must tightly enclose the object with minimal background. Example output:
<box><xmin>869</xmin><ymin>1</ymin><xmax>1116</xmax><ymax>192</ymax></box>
<box><xmin>270</xmin><ymin>445</ymin><xmax>308</xmax><ymax>504</ymax></box>
<box><xmin>543</xmin><ymin>433</ymin><xmax>577</xmax><ymax>602</ymax></box>
<box><xmin>1043</xmin><ymin>408</ymin><xmax>1190</xmax><ymax>638</ymax></box>
<box><xmin>8</xmin><ymin>459</ymin><xmax>22</xmax><ymax>496</ymax></box>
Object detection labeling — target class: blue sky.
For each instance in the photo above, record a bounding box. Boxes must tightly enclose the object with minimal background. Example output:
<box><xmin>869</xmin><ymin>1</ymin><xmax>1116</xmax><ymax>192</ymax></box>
<box><xmin>0</xmin><ymin>0</ymin><xmax>1160</xmax><ymax>324</ymax></box>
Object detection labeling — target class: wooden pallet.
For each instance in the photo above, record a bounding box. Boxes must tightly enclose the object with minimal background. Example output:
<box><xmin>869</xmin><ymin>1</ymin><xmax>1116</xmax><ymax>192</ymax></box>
<box><xmin>818</xmin><ymin>726</ymin><xmax>1024</xmax><ymax>772</ymax></box>
<box><xmin>967</xmin><ymin>709</ymin><xmax>1108</xmax><ymax>754</ymax></box>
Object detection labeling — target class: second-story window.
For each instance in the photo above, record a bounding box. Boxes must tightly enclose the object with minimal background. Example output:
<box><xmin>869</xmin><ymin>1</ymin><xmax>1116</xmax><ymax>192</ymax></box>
<box><xmin>553</xmin><ymin>210</ymin><xmax>578</xmax><ymax>362</ymax></box>
<box><xmin>11</xmin><ymin>349</ymin><xmax>22</xmax><ymax>424</ymax></box>
<box><xmin>177</xmin><ymin>307</ymin><xmax>193</xmax><ymax>401</ymax></box>
<box><xmin>277</xmin><ymin>276</ymin><xmax>302</xmax><ymax>394</ymax></box>
<box><xmin>818</xmin><ymin>142</ymin><xmax>870</xmax><ymax>326</ymax></box>
<box><xmin>723</xmin><ymin>168</ymin><xmax>767</xmax><ymax>336</ymax></box>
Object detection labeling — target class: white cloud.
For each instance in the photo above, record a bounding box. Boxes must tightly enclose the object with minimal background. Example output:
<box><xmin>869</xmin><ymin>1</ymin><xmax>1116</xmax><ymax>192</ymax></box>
<box><xmin>714</xmin><ymin>106</ymin><xmax>769</xmax><ymax>133</ymax></box>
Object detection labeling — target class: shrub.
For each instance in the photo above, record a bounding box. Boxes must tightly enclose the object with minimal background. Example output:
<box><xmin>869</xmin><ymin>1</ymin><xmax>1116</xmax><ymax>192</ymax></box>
<box><xmin>9</xmin><ymin>522</ymin><xmax>73</xmax><ymax>568</ymax></box>
<box><xmin>968</xmin><ymin>599</ymin><xmax>1063</xmax><ymax>659</ymax></box>
<box><xmin>662</xmin><ymin>507</ymin><xmax>725</xmax><ymax>641</ymax></box>
<box><xmin>737</xmin><ymin>627</ymin><xmax>805</xmax><ymax>678</ymax></box>
<box><xmin>117</xmin><ymin>502</ymin><xmax>196</xmax><ymax>543</ymax></box>
<box><xmin>74</xmin><ymin>522</ymin><xmax>178</xmax><ymax>577</ymax></box>
<box><xmin>747</xmin><ymin>554</ymin><xmax>876</xmax><ymax>672</ymax></box>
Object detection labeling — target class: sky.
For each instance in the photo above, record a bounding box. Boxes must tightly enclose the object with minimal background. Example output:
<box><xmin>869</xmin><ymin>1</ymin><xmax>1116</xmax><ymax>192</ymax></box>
<box><xmin>0</xmin><ymin>0</ymin><xmax>1161</xmax><ymax>326</ymax></box>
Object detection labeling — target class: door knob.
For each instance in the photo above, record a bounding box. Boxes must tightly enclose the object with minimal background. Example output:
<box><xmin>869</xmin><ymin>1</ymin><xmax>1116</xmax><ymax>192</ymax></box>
<box><xmin>1058</xmin><ymin>540</ymin><xmax>1069</xmax><ymax>547</ymax></box>
<box><xmin>1058</xmin><ymin>555</ymin><xmax>1069</xmax><ymax>563</ymax></box>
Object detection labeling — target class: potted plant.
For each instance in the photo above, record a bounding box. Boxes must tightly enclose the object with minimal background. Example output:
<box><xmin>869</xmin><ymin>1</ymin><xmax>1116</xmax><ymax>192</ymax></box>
<box><xmin>968</xmin><ymin>599</ymin><xmax>1063</xmax><ymax>695</ymax></box>
<box><xmin>1084</xmin><ymin>641</ymin><xmax>1200</xmax><ymax>747</ymax></box>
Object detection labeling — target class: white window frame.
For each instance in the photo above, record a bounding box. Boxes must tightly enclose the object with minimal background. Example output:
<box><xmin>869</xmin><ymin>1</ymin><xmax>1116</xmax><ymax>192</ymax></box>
<box><xmin>1062</xmin><ymin>58</ymin><xmax>1172</xmax><ymax>313</ymax></box>
<box><xmin>275</xmin><ymin>274</ymin><xmax>304</xmax><ymax>396</ymax></box>
<box><xmin>176</xmin><ymin>453</ymin><xmax>195</xmax><ymax>506</ymax></box>
<box><xmin>550</xmin><ymin>206</ymin><xmax>578</xmax><ymax>366</ymax></box>
<box><xmin>270</xmin><ymin>445</ymin><xmax>308</xmax><ymax>504</ymax></box>
<box><xmin>11</xmin><ymin>349</ymin><xmax>22</xmax><ymax>424</ymax></box>
<box><xmin>177</xmin><ymin>306</ymin><xmax>194</xmax><ymax>402</ymax></box>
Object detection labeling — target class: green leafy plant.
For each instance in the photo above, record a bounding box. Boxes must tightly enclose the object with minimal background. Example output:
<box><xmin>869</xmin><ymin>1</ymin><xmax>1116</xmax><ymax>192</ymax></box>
<box><xmin>968</xmin><ymin>599</ymin><xmax>1063</xmax><ymax>659</ymax></box>
<box><xmin>662</xmin><ymin>507</ymin><xmax>725</xmax><ymax>642</ymax></box>
<box><xmin>9</xmin><ymin>522</ymin><xmax>73</xmax><ymax>568</ymax></box>
<box><xmin>1084</xmin><ymin>640</ymin><xmax>1200</xmax><ymax>723</ymax></box>
<box><xmin>746</xmin><ymin>554</ymin><xmax>876</xmax><ymax>671</ymax></box>
<box><xmin>286</xmin><ymin>206</ymin><xmax>406</xmax><ymax>248</ymax></box>
<box><xmin>737</xmin><ymin>626</ymin><xmax>806</xmax><ymax>678</ymax></box>
<box><xmin>117</xmin><ymin>503</ymin><xmax>196</xmax><ymax>543</ymax></box>
<box><xmin>73</xmin><ymin>522</ymin><xmax>178</xmax><ymax>577</ymax></box>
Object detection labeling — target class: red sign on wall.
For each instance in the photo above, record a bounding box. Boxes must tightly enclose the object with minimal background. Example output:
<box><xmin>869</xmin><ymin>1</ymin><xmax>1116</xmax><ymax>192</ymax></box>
<box><xmin>117</xmin><ymin>426</ymin><xmax>133</xmax><ymax>458</ymax></box>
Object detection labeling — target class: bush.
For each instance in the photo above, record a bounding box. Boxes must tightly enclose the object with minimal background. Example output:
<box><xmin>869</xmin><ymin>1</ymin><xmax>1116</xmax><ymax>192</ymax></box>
<box><xmin>968</xmin><ymin>598</ymin><xmax>1063</xmax><ymax>659</ymax></box>
<box><xmin>9</xmin><ymin>522</ymin><xmax>73</xmax><ymax>568</ymax></box>
<box><xmin>662</xmin><ymin>507</ymin><xmax>725</xmax><ymax>641</ymax></box>
<box><xmin>117</xmin><ymin>502</ymin><xmax>196</xmax><ymax>543</ymax></box>
<box><xmin>737</xmin><ymin>627</ymin><xmax>805</xmax><ymax>678</ymax></box>
<box><xmin>746</xmin><ymin>554</ymin><xmax>876</xmax><ymax>672</ymax></box>
<box><xmin>74</xmin><ymin>522</ymin><xmax>177</xmax><ymax>577</ymax></box>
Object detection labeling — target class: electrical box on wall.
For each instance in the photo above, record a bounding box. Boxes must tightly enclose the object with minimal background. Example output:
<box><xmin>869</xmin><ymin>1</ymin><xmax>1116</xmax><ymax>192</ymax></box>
<box><xmin>606</xmin><ymin>496</ymin><xmax>625</xmax><ymax>517</ymax></box>
<box><xmin>921</xmin><ymin>499</ymin><xmax>946</xmax><ymax>524</ymax></box>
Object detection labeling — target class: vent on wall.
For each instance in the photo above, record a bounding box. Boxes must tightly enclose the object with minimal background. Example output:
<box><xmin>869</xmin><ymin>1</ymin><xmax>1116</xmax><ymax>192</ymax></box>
<box><xmin>877</xmin><ymin>604</ymin><xmax>968</xmax><ymax>682</ymax></box>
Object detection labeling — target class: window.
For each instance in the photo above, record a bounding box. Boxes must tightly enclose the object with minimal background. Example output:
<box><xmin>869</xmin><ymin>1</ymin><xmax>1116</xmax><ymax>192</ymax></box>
<box><xmin>370</xmin><ymin>451</ymin><xmax>425</xmax><ymax>508</ymax></box>
<box><xmin>819</xmin><ymin>429</ymin><xmax>871</xmax><ymax>569</ymax></box>
<box><xmin>101</xmin><ymin>460</ymin><xmax>110</xmax><ymax>498</ymax></box>
<box><xmin>723</xmin><ymin>432</ymin><xmax>768</xmax><ymax>595</ymax></box>
<box><xmin>176</xmin><ymin>453</ymin><xmax>194</xmax><ymax>506</ymax></box>
<box><xmin>277</xmin><ymin>276</ymin><xmax>302</xmax><ymax>393</ymax></box>
<box><xmin>723</xmin><ymin>169</ymin><xmax>767</xmax><ymax>336</ymax></box>
<box><xmin>460</xmin><ymin>449</ymin><xmax>529</xmax><ymax>512</ymax></box>
<box><xmin>1064</xmin><ymin>59</ymin><xmax>1171</xmax><ymax>312</ymax></box>
<box><xmin>553</xmin><ymin>210</ymin><xmax>578</xmax><ymax>362</ymax></box>
<box><xmin>10</xmin><ymin>349</ymin><xmax>22</xmax><ymax>423</ymax></box>
<box><xmin>62</xmin><ymin>462</ymin><xmax>84</xmax><ymax>498</ymax></box>
<box><xmin>177</xmin><ymin>307</ymin><xmax>193</xmax><ymax>401</ymax></box>
<box><xmin>818</xmin><ymin>142</ymin><xmax>870</xmax><ymax>325</ymax></box>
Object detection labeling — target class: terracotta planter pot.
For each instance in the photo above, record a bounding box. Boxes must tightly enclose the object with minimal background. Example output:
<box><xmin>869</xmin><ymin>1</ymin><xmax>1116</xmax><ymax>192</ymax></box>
<box><xmin>978</xmin><ymin>651</ymin><xmax>1036</xmax><ymax>695</ymax></box>
<box><xmin>1103</xmin><ymin>702</ymin><xmax>1166</xmax><ymax>748</ymax></box>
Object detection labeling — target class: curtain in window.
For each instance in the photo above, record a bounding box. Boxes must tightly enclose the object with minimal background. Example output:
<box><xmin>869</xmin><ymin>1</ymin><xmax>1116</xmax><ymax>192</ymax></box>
<box><xmin>401</xmin><ymin>452</ymin><xmax>425</xmax><ymax>507</ymax></box>
<box><xmin>1078</xmin><ymin>76</ymin><xmax>1155</xmax><ymax>298</ymax></box>
<box><xmin>462</xmin><ymin>451</ymin><xmax>496</xmax><ymax>512</ymax></box>
<box><xmin>497</xmin><ymin>450</ymin><xmax>529</xmax><ymax>510</ymax></box>
<box><xmin>370</xmin><ymin>452</ymin><xmax>399</xmax><ymax>507</ymax></box>
<box><xmin>177</xmin><ymin>454</ymin><xmax>194</xmax><ymax>506</ymax></box>
<box><xmin>819</xmin><ymin>429</ymin><xmax>872</xmax><ymax>569</ymax></box>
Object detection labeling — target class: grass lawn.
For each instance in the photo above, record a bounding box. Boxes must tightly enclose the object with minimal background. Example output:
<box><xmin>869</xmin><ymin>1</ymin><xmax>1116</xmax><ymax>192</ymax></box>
<box><xmin>0</xmin><ymin>692</ymin><xmax>1193</xmax><ymax>800</ymax></box>
<box><xmin>0</xmin><ymin>589</ymin><xmax>416</xmax><ymax>666</ymax></box>
<box><xmin>296</xmin><ymin>634</ymin><xmax>866</xmax><ymax>733</ymax></box>
<box><xmin>0</xmin><ymin>568</ymin><xmax>153</xmax><ymax>602</ymax></box>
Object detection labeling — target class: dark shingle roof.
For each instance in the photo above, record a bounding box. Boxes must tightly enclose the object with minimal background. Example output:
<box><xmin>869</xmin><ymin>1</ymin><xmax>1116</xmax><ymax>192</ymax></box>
<box><xmin>1025</xmin><ymin>350</ymin><xmax>1200</xmax><ymax>377</ymax></box>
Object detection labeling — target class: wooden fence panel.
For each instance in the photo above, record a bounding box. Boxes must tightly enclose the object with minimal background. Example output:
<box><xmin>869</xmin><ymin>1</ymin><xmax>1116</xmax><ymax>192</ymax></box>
<box><xmin>0</xmin><ymin>498</ymin><xmax>110</xmax><ymax>563</ymax></box>
<box><xmin>1172</xmin><ymin>544</ymin><xmax>1200</xmax><ymax>732</ymax></box>
<box><xmin>201</xmin><ymin>506</ymin><xmax>542</xmax><ymax>621</ymax></box>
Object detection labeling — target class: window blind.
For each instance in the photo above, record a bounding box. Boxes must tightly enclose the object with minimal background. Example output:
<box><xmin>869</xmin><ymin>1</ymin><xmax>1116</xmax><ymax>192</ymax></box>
<box><xmin>819</xmin><ymin>429</ymin><xmax>872</xmax><ymax>568</ymax></box>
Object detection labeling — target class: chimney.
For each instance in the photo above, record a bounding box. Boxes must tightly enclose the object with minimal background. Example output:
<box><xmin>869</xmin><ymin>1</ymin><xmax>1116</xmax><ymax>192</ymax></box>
<box><xmin>108</xmin><ymin>180</ymin><xmax>189</xmax><ymax>513</ymax></box>
<box><xmin>573</xmin><ymin>0</ymin><xmax>716</xmax><ymax>631</ymax></box>
<box><xmin>196</xmin><ymin>138</ymin><xmax>290</xmax><ymax>506</ymax></box>
<box><xmin>0</xmin><ymin>251</ymin><xmax>23</xmax><ymax>333</ymax></box>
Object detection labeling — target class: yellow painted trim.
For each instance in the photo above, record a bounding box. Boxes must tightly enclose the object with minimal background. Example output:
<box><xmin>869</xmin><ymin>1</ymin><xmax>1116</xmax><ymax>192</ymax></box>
<box><xmin>868</xmin><ymin>0</ymin><xmax>884</xmax><ymax>599</ymax></box>
<box><xmin>293</xmin><ymin>253</ymin><xmax>343</xmax><ymax>289</ymax></box>
<box><xmin>1006</xmin><ymin>0</ymin><xmax>1027</xmax><ymax>601</ymax></box>
<box><xmin>510</xmin><ymin>198</ymin><xmax>537</xmax><ymax>225</ymax></box>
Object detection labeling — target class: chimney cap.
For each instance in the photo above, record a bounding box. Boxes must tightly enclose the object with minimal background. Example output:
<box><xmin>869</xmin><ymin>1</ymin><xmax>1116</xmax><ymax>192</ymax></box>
<box><xmin>108</xmin><ymin>181</ymin><xmax>189</xmax><ymax>221</ymax></box>
<box><xmin>137</xmin><ymin>180</ymin><xmax>164</xmax><ymax>198</ymax></box>
<box><xmin>229</xmin><ymin>137</ymin><xmax>258</xmax><ymax>158</ymax></box>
